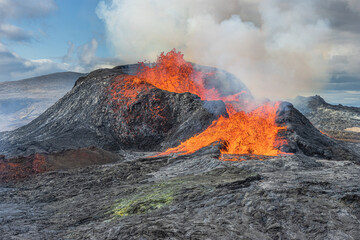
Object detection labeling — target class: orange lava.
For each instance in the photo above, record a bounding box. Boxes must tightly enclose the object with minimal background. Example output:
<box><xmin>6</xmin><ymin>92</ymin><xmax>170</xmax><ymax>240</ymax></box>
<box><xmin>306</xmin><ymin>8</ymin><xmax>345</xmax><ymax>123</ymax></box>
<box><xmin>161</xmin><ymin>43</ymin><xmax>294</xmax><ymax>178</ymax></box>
<box><xmin>158</xmin><ymin>102</ymin><xmax>286</xmax><ymax>156</ymax></box>
<box><xmin>110</xmin><ymin>75</ymin><xmax>154</xmax><ymax>108</ymax></box>
<box><xmin>110</xmin><ymin>49</ymin><xmax>287</xmax><ymax>157</ymax></box>
<box><xmin>137</xmin><ymin>49</ymin><xmax>222</xmax><ymax>101</ymax></box>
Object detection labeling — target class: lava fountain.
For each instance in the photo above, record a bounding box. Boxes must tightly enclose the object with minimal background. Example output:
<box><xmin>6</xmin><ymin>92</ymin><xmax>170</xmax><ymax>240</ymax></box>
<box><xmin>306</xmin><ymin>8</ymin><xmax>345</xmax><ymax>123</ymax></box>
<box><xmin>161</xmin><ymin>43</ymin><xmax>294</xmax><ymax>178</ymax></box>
<box><xmin>110</xmin><ymin>49</ymin><xmax>287</xmax><ymax>157</ymax></box>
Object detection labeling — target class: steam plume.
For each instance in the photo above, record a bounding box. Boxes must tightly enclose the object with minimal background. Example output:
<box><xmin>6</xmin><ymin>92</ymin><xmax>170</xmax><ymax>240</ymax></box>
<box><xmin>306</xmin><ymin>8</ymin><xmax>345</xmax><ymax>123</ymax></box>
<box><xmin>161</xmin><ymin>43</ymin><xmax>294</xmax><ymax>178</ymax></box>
<box><xmin>97</xmin><ymin>0</ymin><xmax>331</xmax><ymax>99</ymax></box>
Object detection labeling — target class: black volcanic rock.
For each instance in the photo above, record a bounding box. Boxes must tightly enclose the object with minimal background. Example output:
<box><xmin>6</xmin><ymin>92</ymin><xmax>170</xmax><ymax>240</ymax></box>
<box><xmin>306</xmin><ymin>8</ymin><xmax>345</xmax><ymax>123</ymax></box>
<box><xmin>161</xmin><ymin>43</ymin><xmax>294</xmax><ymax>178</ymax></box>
<box><xmin>293</xmin><ymin>95</ymin><xmax>360</xmax><ymax>141</ymax></box>
<box><xmin>276</xmin><ymin>102</ymin><xmax>358</xmax><ymax>162</ymax></box>
<box><xmin>0</xmin><ymin>65</ymin><xmax>228</xmax><ymax>158</ymax></box>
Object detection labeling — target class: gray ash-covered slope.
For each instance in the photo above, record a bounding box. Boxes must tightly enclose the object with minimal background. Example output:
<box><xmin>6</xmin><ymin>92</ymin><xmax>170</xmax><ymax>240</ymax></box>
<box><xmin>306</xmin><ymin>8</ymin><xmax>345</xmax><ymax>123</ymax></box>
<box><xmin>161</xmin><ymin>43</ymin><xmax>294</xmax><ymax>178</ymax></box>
<box><xmin>0</xmin><ymin>64</ymin><xmax>228</xmax><ymax>158</ymax></box>
<box><xmin>293</xmin><ymin>95</ymin><xmax>360</xmax><ymax>141</ymax></box>
<box><xmin>0</xmin><ymin>72</ymin><xmax>85</xmax><ymax>132</ymax></box>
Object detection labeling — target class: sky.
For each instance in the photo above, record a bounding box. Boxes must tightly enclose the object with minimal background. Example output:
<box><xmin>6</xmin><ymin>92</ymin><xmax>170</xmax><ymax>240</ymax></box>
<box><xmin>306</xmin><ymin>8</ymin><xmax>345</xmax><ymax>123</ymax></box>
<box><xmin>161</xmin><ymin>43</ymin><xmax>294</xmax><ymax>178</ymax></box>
<box><xmin>0</xmin><ymin>0</ymin><xmax>117</xmax><ymax>81</ymax></box>
<box><xmin>0</xmin><ymin>0</ymin><xmax>360</xmax><ymax>106</ymax></box>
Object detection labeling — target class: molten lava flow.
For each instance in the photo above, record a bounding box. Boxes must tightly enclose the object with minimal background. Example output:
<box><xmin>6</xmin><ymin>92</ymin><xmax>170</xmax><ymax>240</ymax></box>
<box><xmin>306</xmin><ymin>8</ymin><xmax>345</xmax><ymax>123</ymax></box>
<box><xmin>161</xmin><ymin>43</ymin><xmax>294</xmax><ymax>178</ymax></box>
<box><xmin>109</xmin><ymin>49</ymin><xmax>287</xmax><ymax>157</ymax></box>
<box><xmin>135</xmin><ymin>49</ymin><xmax>250</xmax><ymax>105</ymax></box>
<box><xmin>136</xmin><ymin>49</ymin><xmax>222</xmax><ymax>101</ymax></box>
<box><xmin>157</xmin><ymin>102</ymin><xmax>286</xmax><ymax>156</ymax></box>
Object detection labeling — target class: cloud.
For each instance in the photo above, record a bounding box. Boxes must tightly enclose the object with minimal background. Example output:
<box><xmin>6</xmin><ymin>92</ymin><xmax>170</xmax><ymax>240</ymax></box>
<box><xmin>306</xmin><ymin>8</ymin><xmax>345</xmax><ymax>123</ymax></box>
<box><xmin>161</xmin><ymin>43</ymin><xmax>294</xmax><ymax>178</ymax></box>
<box><xmin>0</xmin><ymin>0</ymin><xmax>56</xmax><ymax>43</ymax></box>
<box><xmin>0</xmin><ymin>0</ymin><xmax>107</xmax><ymax>82</ymax></box>
<box><xmin>0</xmin><ymin>36</ymin><xmax>122</xmax><ymax>82</ymax></box>
<box><xmin>78</xmin><ymin>38</ymin><xmax>99</xmax><ymax>67</ymax></box>
<box><xmin>346</xmin><ymin>0</ymin><xmax>360</xmax><ymax>12</ymax></box>
<box><xmin>61</xmin><ymin>38</ymin><xmax>121</xmax><ymax>73</ymax></box>
<box><xmin>97</xmin><ymin>0</ymin><xmax>333</xmax><ymax>99</ymax></box>
<box><xmin>325</xmin><ymin>75</ymin><xmax>360</xmax><ymax>91</ymax></box>
<box><xmin>0</xmin><ymin>0</ymin><xmax>56</xmax><ymax>20</ymax></box>
<box><xmin>0</xmin><ymin>42</ymin><xmax>69</xmax><ymax>81</ymax></box>
<box><xmin>319</xmin><ymin>90</ymin><xmax>360</xmax><ymax>107</ymax></box>
<box><xmin>62</xmin><ymin>41</ymin><xmax>76</xmax><ymax>63</ymax></box>
<box><xmin>0</xmin><ymin>24</ymin><xmax>33</xmax><ymax>42</ymax></box>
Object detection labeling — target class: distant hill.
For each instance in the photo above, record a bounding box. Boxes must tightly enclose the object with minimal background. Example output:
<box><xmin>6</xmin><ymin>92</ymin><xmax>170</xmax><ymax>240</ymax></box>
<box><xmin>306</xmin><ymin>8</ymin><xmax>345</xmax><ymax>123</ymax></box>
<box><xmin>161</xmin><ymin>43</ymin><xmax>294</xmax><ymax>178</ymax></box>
<box><xmin>292</xmin><ymin>95</ymin><xmax>360</xmax><ymax>141</ymax></box>
<box><xmin>0</xmin><ymin>72</ymin><xmax>85</xmax><ymax>132</ymax></box>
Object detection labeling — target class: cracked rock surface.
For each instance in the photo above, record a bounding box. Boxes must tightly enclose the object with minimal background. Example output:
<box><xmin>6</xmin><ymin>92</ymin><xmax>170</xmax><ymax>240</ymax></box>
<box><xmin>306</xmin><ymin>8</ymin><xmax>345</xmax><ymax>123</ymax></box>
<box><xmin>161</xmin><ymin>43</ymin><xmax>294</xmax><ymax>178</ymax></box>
<box><xmin>0</xmin><ymin>145</ymin><xmax>359</xmax><ymax>239</ymax></box>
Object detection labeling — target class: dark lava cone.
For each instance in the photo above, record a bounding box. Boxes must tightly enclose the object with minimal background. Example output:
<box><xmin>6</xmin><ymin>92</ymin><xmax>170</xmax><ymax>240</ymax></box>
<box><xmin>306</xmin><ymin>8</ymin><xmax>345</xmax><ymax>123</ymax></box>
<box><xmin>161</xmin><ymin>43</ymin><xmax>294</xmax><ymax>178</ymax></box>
<box><xmin>0</xmin><ymin>64</ymin><xmax>357</xmax><ymax>164</ymax></box>
<box><xmin>276</xmin><ymin>102</ymin><xmax>359</xmax><ymax>162</ymax></box>
<box><xmin>0</xmin><ymin>64</ymin><xmax>229</xmax><ymax>158</ymax></box>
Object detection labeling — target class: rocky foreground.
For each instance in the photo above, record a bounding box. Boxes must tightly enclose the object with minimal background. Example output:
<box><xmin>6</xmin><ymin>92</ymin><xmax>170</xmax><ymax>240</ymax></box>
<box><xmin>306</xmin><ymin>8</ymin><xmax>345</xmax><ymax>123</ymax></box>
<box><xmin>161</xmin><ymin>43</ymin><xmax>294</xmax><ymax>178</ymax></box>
<box><xmin>0</xmin><ymin>143</ymin><xmax>359</xmax><ymax>239</ymax></box>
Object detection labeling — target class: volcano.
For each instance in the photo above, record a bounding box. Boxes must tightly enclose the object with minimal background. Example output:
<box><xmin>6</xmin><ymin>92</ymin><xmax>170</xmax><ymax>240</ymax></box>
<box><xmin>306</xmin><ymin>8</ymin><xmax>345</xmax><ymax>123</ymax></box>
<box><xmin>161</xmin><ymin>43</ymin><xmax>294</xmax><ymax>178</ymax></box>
<box><xmin>0</xmin><ymin>50</ymin><xmax>360</xmax><ymax>239</ymax></box>
<box><xmin>0</xmin><ymin>50</ymin><xmax>355</xmax><ymax>162</ymax></box>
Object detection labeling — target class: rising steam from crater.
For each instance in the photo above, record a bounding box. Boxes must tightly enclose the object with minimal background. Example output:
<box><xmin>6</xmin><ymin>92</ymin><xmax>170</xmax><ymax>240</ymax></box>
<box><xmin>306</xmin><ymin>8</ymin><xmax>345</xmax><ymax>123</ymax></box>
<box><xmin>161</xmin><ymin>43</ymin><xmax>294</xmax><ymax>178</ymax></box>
<box><xmin>96</xmin><ymin>0</ymin><xmax>331</xmax><ymax>99</ymax></box>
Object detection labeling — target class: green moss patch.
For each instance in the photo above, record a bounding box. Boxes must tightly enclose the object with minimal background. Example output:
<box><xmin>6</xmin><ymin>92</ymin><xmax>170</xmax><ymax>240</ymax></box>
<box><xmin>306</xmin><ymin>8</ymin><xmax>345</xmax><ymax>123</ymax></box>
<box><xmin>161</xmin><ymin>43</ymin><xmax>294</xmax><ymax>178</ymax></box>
<box><xmin>110</xmin><ymin>167</ymin><xmax>258</xmax><ymax>218</ymax></box>
<box><xmin>112</xmin><ymin>182</ymin><xmax>180</xmax><ymax>217</ymax></box>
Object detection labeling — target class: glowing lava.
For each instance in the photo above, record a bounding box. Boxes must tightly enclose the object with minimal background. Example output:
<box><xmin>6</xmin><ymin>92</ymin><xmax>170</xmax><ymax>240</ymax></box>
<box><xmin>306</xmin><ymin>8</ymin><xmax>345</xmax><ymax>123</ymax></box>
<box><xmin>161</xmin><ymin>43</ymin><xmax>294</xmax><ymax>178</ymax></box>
<box><xmin>137</xmin><ymin>49</ymin><xmax>221</xmax><ymax>101</ymax></box>
<box><xmin>110</xmin><ymin>49</ymin><xmax>287</xmax><ymax>157</ymax></box>
<box><xmin>158</xmin><ymin>103</ymin><xmax>286</xmax><ymax>156</ymax></box>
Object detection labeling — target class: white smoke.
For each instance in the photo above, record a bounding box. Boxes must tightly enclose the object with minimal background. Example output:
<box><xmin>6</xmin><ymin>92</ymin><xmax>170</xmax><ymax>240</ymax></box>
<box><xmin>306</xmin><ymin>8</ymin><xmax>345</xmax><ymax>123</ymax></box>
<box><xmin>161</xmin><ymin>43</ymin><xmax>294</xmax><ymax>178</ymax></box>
<box><xmin>96</xmin><ymin>0</ymin><xmax>331</xmax><ymax>99</ymax></box>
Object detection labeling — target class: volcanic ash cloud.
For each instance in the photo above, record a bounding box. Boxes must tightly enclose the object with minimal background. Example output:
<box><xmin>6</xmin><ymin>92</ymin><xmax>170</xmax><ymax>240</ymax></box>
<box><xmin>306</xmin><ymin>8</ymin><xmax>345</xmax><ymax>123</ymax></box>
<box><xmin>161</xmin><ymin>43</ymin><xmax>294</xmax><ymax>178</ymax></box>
<box><xmin>97</xmin><ymin>0</ymin><xmax>331</xmax><ymax>100</ymax></box>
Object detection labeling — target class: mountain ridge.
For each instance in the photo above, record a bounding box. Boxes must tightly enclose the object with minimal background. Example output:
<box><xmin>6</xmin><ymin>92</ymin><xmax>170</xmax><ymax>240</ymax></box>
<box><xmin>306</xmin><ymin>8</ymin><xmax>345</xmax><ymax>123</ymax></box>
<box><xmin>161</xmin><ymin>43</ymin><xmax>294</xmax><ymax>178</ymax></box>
<box><xmin>0</xmin><ymin>71</ymin><xmax>85</xmax><ymax>132</ymax></box>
